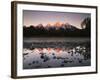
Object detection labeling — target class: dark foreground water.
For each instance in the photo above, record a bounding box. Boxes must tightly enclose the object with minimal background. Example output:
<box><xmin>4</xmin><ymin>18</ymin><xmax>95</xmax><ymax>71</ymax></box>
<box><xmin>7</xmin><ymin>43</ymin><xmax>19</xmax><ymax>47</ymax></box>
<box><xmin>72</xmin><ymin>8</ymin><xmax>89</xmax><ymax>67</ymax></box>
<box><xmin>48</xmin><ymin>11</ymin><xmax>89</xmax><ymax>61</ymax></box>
<box><xmin>23</xmin><ymin>37</ymin><xmax>91</xmax><ymax>69</ymax></box>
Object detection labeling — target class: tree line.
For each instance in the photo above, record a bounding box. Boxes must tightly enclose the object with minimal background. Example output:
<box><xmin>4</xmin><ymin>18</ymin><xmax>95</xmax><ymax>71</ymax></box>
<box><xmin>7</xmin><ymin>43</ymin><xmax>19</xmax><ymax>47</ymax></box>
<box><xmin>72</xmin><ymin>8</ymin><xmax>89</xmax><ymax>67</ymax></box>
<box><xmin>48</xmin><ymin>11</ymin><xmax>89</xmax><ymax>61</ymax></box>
<box><xmin>23</xmin><ymin>17</ymin><xmax>91</xmax><ymax>37</ymax></box>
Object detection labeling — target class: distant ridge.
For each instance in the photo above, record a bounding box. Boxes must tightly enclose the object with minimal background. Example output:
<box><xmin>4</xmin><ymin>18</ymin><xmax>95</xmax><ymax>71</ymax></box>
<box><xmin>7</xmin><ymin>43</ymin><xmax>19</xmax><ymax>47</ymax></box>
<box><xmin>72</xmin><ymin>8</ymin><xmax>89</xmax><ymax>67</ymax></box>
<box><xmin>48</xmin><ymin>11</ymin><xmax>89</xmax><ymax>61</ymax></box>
<box><xmin>23</xmin><ymin>17</ymin><xmax>91</xmax><ymax>37</ymax></box>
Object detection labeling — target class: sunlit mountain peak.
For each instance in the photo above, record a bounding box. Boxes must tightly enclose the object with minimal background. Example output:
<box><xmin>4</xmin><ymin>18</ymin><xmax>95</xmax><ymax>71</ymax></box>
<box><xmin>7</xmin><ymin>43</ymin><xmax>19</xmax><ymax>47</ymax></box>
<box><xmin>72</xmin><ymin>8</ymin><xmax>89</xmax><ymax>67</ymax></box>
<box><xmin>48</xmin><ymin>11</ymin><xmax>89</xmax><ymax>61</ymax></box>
<box><xmin>46</xmin><ymin>23</ymin><xmax>52</xmax><ymax>27</ymax></box>
<box><xmin>54</xmin><ymin>22</ymin><xmax>62</xmax><ymax>27</ymax></box>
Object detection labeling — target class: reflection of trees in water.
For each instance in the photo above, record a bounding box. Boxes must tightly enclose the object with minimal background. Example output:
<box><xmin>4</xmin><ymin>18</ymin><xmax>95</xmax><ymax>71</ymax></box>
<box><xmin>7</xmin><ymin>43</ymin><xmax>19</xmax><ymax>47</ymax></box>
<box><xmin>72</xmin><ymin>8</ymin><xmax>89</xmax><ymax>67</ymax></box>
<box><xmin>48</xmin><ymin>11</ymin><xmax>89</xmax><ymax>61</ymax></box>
<box><xmin>23</xmin><ymin>41</ymin><xmax>90</xmax><ymax>60</ymax></box>
<box><xmin>23</xmin><ymin>41</ymin><xmax>90</xmax><ymax>48</ymax></box>
<box><xmin>23</xmin><ymin>40</ymin><xmax>91</xmax><ymax>69</ymax></box>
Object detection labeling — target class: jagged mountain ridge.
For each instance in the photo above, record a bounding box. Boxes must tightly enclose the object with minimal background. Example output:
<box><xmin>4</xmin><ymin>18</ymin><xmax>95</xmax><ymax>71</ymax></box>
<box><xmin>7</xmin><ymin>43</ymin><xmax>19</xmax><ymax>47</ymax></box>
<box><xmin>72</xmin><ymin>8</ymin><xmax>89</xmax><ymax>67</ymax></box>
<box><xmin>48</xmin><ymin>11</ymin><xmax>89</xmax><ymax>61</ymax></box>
<box><xmin>45</xmin><ymin>22</ymin><xmax>79</xmax><ymax>31</ymax></box>
<box><xmin>24</xmin><ymin>22</ymin><xmax>80</xmax><ymax>31</ymax></box>
<box><xmin>23</xmin><ymin>19</ymin><xmax>90</xmax><ymax>37</ymax></box>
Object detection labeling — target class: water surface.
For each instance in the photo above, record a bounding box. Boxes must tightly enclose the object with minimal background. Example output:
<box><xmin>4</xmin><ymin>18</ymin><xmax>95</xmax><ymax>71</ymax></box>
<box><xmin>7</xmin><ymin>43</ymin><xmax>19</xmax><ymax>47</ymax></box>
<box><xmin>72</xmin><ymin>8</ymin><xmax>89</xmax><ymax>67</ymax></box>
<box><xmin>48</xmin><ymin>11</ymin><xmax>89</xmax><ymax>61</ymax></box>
<box><xmin>23</xmin><ymin>37</ymin><xmax>91</xmax><ymax>69</ymax></box>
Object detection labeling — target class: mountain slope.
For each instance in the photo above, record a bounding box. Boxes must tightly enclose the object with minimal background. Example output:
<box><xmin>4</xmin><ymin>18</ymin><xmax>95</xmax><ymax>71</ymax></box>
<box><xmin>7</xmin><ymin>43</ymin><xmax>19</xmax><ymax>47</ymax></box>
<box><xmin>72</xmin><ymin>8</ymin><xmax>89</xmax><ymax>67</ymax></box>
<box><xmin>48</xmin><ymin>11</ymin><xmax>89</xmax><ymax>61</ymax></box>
<box><xmin>23</xmin><ymin>22</ymin><xmax>90</xmax><ymax>37</ymax></box>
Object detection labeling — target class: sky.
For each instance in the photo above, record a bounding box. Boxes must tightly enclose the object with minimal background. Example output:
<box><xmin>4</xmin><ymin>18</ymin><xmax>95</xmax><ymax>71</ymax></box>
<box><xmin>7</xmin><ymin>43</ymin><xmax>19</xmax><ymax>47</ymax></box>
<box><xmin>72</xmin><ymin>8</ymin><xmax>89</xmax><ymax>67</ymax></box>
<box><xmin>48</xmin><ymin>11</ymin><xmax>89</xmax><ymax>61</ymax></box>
<box><xmin>23</xmin><ymin>10</ymin><xmax>90</xmax><ymax>29</ymax></box>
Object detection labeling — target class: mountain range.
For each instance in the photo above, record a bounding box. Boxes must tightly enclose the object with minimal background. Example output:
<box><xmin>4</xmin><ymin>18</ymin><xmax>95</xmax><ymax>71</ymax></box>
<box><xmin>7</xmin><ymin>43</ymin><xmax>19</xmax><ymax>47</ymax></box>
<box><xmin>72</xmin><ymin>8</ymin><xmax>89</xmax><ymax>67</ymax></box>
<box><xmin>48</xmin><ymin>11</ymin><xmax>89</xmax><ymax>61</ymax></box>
<box><xmin>24</xmin><ymin>22</ymin><xmax>79</xmax><ymax>31</ymax></box>
<box><xmin>23</xmin><ymin>17</ymin><xmax>91</xmax><ymax>37</ymax></box>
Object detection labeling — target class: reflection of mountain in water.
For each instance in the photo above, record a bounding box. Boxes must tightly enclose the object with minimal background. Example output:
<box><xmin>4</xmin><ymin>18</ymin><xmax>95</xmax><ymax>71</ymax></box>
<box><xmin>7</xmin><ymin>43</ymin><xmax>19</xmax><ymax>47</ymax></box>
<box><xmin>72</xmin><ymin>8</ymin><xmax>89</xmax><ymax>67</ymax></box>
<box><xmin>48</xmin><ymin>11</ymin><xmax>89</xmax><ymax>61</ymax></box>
<box><xmin>23</xmin><ymin>17</ymin><xmax>91</xmax><ymax>37</ymax></box>
<box><xmin>23</xmin><ymin>38</ymin><xmax>91</xmax><ymax>69</ymax></box>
